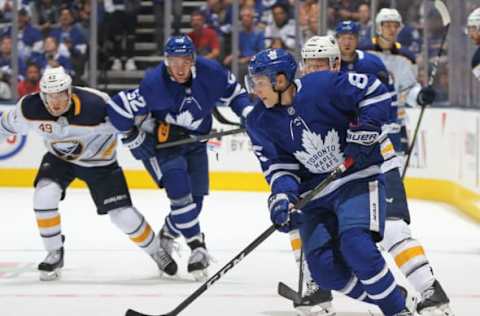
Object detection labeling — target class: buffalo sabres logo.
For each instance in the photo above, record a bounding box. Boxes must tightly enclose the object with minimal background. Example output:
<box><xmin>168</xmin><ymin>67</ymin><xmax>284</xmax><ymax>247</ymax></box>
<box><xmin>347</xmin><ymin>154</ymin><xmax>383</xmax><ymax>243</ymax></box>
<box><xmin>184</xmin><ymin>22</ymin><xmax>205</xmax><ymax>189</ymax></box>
<box><xmin>293</xmin><ymin>129</ymin><xmax>344</xmax><ymax>173</ymax></box>
<box><xmin>51</xmin><ymin>140</ymin><xmax>84</xmax><ymax>160</ymax></box>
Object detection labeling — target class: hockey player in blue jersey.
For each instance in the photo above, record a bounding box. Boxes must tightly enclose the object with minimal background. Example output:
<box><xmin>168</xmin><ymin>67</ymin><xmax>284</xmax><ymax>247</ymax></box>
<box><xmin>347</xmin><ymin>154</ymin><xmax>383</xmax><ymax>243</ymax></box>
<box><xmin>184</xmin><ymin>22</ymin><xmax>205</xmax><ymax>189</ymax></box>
<box><xmin>334</xmin><ymin>22</ymin><xmax>453</xmax><ymax>316</ymax></box>
<box><xmin>0</xmin><ymin>67</ymin><xmax>176</xmax><ymax>281</ymax></box>
<box><xmin>246</xmin><ymin>48</ymin><xmax>416</xmax><ymax>316</ymax></box>
<box><xmin>107</xmin><ymin>35</ymin><xmax>252</xmax><ymax>281</ymax></box>
<box><xmin>467</xmin><ymin>8</ymin><xmax>480</xmax><ymax>81</ymax></box>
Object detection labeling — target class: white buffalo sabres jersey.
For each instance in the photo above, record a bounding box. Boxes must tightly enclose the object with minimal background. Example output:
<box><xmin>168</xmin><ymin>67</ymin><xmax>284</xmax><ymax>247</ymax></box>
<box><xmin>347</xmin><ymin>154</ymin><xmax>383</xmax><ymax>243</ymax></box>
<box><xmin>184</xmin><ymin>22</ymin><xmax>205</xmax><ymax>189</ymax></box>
<box><xmin>0</xmin><ymin>87</ymin><xmax>118</xmax><ymax>167</ymax></box>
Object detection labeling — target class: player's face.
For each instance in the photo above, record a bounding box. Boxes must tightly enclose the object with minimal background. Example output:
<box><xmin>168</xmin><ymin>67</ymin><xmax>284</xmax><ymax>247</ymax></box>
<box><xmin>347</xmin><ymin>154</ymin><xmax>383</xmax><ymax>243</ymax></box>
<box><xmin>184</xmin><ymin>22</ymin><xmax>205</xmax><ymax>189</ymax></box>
<box><xmin>302</xmin><ymin>58</ymin><xmax>331</xmax><ymax>75</ymax></box>
<box><xmin>380</xmin><ymin>21</ymin><xmax>400</xmax><ymax>42</ymax></box>
<box><xmin>467</xmin><ymin>26</ymin><xmax>480</xmax><ymax>45</ymax></box>
<box><xmin>337</xmin><ymin>33</ymin><xmax>358</xmax><ymax>57</ymax></box>
<box><xmin>45</xmin><ymin>90</ymin><xmax>70</xmax><ymax>116</ymax></box>
<box><xmin>167</xmin><ymin>56</ymin><xmax>194</xmax><ymax>83</ymax></box>
<box><xmin>250</xmin><ymin>75</ymin><xmax>278</xmax><ymax>108</ymax></box>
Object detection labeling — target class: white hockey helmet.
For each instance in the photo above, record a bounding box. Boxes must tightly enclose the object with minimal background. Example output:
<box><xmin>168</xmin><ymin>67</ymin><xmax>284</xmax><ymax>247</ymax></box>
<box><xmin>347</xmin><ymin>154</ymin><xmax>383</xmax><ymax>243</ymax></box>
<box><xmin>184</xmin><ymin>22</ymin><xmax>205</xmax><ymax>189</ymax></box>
<box><xmin>301</xmin><ymin>35</ymin><xmax>341</xmax><ymax>69</ymax></box>
<box><xmin>375</xmin><ymin>8</ymin><xmax>402</xmax><ymax>34</ymax></box>
<box><xmin>40</xmin><ymin>66</ymin><xmax>73</xmax><ymax>116</ymax></box>
<box><xmin>467</xmin><ymin>8</ymin><xmax>480</xmax><ymax>31</ymax></box>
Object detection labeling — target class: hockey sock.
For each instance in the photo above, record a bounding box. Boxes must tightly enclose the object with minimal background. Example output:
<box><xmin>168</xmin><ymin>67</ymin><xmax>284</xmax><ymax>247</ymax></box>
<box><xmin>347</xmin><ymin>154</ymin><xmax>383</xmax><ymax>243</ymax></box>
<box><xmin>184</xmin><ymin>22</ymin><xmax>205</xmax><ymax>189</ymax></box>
<box><xmin>109</xmin><ymin>207</ymin><xmax>157</xmax><ymax>255</ymax></box>
<box><xmin>383</xmin><ymin>219</ymin><xmax>435</xmax><ymax>295</ymax></box>
<box><xmin>33</xmin><ymin>180</ymin><xmax>64</xmax><ymax>251</ymax></box>
<box><xmin>166</xmin><ymin>194</ymin><xmax>201</xmax><ymax>240</ymax></box>
<box><xmin>341</xmin><ymin>228</ymin><xmax>405</xmax><ymax>315</ymax></box>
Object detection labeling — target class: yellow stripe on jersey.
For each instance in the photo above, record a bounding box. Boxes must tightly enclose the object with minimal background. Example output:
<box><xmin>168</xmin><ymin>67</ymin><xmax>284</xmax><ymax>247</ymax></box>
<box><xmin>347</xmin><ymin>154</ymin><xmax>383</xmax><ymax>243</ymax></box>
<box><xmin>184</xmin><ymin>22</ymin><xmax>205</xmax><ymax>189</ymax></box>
<box><xmin>37</xmin><ymin>215</ymin><xmax>61</xmax><ymax>228</ymax></box>
<box><xmin>130</xmin><ymin>224</ymin><xmax>152</xmax><ymax>243</ymax></box>
<box><xmin>101</xmin><ymin>139</ymin><xmax>117</xmax><ymax>159</ymax></box>
<box><xmin>72</xmin><ymin>94</ymin><xmax>81</xmax><ymax>116</ymax></box>
<box><xmin>381</xmin><ymin>142</ymin><xmax>394</xmax><ymax>156</ymax></box>
<box><xmin>394</xmin><ymin>246</ymin><xmax>425</xmax><ymax>267</ymax></box>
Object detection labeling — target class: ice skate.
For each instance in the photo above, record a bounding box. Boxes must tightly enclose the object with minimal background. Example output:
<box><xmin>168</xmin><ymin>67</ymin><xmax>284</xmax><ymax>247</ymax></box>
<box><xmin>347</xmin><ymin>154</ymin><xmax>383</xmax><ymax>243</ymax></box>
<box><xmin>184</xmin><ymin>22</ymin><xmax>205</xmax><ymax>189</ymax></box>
<box><xmin>294</xmin><ymin>279</ymin><xmax>335</xmax><ymax>316</ymax></box>
<box><xmin>393</xmin><ymin>286</ymin><xmax>418</xmax><ymax>316</ymax></box>
<box><xmin>158</xmin><ymin>227</ymin><xmax>180</xmax><ymax>256</ymax></box>
<box><xmin>38</xmin><ymin>247</ymin><xmax>64</xmax><ymax>281</ymax></box>
<box><xmin>417</xmin><ymin>280</ymin><xmax>454</xmax><ymax>316</ymax></box>
<box><xmin>151</xmin><ymin>246</ymin><xmax>178</xmax><ymax>276</ymax></box>
<box><xmin>187</xmin><ymin>234</ymin><xmax>211</xmax><ymax>282</ymax></box>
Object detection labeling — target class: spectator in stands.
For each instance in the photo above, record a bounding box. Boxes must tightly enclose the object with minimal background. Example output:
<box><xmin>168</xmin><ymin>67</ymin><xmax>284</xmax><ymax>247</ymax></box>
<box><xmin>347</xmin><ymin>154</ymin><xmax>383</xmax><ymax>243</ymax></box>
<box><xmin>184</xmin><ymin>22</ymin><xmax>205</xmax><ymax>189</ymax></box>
<box><xmin>30</xmin><ymin>36</ymin><xmax>74</xmax><ymax>76</ymax></box>
<box><xmin>104</xmin><ymin>0</ymin><xmax>140</xmax><ymax>71</ymax></box>
<box><xmin>223</xmin><ymin>6</ymin><xmax>264</xmax><ymax>79</ymax></box>
<box><xmin>49</xmin><ymin>7</ymin><xmax>87</xmax><ymax>80</ymax></box>
<box><xmin>0</xmin><ymin>0</ymin><xmax>13</xmax><ymax>23</ymax></box>
<box><xmin>357</xmin><ymin>3</ymin><xmax>373</xmax><ymax>47</ymax></box>
<box><xmin>31</xmin><ymin>0</ymin><xmax>61</xmax><ymax>36</ymax></box>
<box><xmin>0</xmin><ymin>36</ymin><xmax>27</xmax><ymax>79</ymax></box>
<box><xmin>188</xmin><ymin>10</ymin><xmax>220</xmax><ymax>60</ymax></box>
<box><xmin>329</xmin><ymin>0</ymin><xmax>361</xmax><ymax>24</ymax></box>
<box><xmin>2</xmin><ymin>7</ymin><xmax>43</xmax><ymax>61</ymax></box>
<box><xmin>17</xmin><ymin>62</ymin><xmax>41</xmax><ymax>97</ymax></box>
<box><xmin>201</xmin><ymin>0</ymin><xmax>232</xmax><ymax>36</ymax></box>
<box><xmin>264</xmin><ymin>3</ymin><xmax>295</xmax><ymax>52</ymax></box>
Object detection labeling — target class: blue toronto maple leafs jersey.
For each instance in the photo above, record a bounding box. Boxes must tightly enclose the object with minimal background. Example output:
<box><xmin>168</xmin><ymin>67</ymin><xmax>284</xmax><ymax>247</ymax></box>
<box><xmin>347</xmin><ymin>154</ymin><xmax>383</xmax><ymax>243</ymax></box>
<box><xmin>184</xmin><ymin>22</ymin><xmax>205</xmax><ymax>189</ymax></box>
<box><xmin>107</xmin><ymin>56</ymin><xmax>251</xmax><ymax>135</ymax></box>
<box><xmin>246</xmin><ymin>70</ymin><xmax>391</xmax><ymax>207</ymax></box>
<box><xmin>341</xmin><ymin>50</ymin><xmax>397</xmax><ymax>127</ymax></box>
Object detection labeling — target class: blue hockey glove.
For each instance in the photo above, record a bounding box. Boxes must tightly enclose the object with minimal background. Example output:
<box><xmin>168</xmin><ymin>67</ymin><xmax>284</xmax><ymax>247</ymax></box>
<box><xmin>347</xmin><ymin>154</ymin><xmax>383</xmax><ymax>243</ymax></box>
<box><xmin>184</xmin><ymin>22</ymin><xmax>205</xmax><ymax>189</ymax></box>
<box><xmin>344</xmin><ymin>124</ymin><xmax>382</xmax><ymax>169</ymax></box>
<box><xmin>121</xmin><ymin>127</ymin><xmax>156</xmax><ymax>160</ymax></box>
<box><xmin>417</xmin><ymin>86</ymin><xmax>436</xmax><ymax>106</ymax></box>
<box><xmin>268</xmin><ymin>193</ymin><xmax>303</xmax><ymax>233</ymax></box>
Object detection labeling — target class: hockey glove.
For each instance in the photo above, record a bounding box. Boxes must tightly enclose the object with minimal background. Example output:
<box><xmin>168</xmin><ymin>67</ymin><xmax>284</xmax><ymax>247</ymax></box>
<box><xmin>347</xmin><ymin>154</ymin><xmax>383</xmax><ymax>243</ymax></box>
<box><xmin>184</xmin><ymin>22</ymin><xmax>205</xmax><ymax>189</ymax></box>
<box><xmin>417</xmin><ymin>86</ymin><xmax>436</xmax><ymax>106</ymax></box>
<box><xmin>344</xmin><ymin>124</ymin><xmax>382</xmax><ymax>170</ymax></box>
<box><xmin>268</xmin><ymin>193</ymin><xmax>303</xmax><ymax>233</ymax></box>
<box><xmin>156</xmin><ymin>122</ymin><xmax>190</xmax><ymax>144</ymax></box>
<box><xmin>121</xmin><ymin>127</ymin><xmax>156</xmax><ymax>160</ymax></box>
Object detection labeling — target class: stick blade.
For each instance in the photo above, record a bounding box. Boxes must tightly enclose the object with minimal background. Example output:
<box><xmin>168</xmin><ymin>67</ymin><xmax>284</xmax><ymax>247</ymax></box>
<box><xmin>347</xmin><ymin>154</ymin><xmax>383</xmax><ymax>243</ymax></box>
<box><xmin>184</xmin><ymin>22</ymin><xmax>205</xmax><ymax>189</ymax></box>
<box><xmin>125</xmin><ymin>308</ymin><xmax>165</xmax><ymax>316</ymax></box>
<box><xmin>434</xmin><ymin>0</ymin><xmax>451</xmax><ymax>26</ymax></box>
<box><xmin>277</xmin><ymin>282</ymin><xmax>302</xmax><ymax>304</ymax></box>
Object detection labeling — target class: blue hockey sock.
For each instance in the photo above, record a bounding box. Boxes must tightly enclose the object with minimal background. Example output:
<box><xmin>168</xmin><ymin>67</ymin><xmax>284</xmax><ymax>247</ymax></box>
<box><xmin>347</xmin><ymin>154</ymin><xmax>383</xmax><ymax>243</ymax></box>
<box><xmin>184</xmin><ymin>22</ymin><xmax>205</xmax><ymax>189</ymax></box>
<box><xmin>166</xmin><ymin>194</ymin><xmax>201</xmax><ymax>240</ymax></box>
<box><xmin>340</xmin><ymin>228</ymin><xmax>405</xmax><ymax>315</ymax></box>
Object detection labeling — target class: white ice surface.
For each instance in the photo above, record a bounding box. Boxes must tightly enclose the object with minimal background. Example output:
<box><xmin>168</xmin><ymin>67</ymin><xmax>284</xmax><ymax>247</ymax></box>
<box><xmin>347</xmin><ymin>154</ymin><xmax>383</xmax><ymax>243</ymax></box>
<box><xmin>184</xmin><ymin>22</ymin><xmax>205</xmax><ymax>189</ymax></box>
<box><xmin>0</xmin><ymin>188</ymin><xmax>478</xmax><ymax>316</ymax></box>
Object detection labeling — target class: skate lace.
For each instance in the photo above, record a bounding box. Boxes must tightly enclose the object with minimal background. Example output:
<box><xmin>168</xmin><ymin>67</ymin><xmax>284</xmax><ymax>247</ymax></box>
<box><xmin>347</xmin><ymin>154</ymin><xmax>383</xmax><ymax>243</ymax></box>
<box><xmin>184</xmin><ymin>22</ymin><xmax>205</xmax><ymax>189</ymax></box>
<box><xmin>188</xmin><ymin>247</ymin><xmax>214</xmax><ymax>265</ymax></box>
<box><xmin>305</xmin><ymin>279</ymin><xmax>320</xmax><ymax>296</ymax></box>
<box><xmin>43</xmin><ymin>250</ymin><xmax>62</xmax><ymax>265</ymax></box>
<box><xmin>153</xmin><ymin>249</ymin><xmax>173</xmax><ymax>269</ymax></box>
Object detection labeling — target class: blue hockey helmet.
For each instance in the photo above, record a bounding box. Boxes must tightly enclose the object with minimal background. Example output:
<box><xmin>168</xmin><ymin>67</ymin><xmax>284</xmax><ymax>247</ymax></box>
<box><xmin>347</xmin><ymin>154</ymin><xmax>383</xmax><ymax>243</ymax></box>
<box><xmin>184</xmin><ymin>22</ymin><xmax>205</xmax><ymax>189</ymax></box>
<box><xmin>164</xmin><ymin>35</ymin><xmax>195</xmax><ymax>58</ymax></box>
<box><xmin>335</xmin><ymin>20</ymin><xmax>360</xmax><ymax>36</ymax></box>
<box><xmin>248</xmin><ymin>48</ymin><xmax>297</xmax><ymax>89</ymax></box>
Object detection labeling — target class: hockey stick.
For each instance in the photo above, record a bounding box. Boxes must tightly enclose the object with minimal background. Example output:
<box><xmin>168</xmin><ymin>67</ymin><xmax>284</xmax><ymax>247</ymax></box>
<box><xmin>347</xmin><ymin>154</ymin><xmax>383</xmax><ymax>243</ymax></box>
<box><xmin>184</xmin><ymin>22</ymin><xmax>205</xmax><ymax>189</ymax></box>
<box><xmin>402</xmin><ymin>0</ymin><xmax>450</xmax><ymax>179</ymax></box>
<box><xmin>155</xmin><ymin>127</ymin><xmax>245</xmax><ymax>149</ymax></box>
<box><xmin>125</xmin><ymin>157</ymin><xmax>354</xmax><ymax>316</ymax></box>
<box><xmin>213</xmin><ymin>107</ymin><xmax>242</xmax><ymax>127</ymax></box>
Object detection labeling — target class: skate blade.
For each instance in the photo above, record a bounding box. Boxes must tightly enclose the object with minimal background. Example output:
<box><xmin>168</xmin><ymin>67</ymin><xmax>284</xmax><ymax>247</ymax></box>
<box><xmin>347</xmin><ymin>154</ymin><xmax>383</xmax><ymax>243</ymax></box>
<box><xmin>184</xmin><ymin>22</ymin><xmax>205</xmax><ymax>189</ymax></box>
<box><xmin>39</xmin><ymin>269</ymin><xmax>61</xmax><ymax>281</ymax></box>
<box><xmin>295</xmin><ymin>303</ymin><xmax>335</xmax><ymax>316</ymax></box>
<box><xmin>191</xmin><ymin>269</ymin><xmax>208</xmax><ymax>282</ymax></box>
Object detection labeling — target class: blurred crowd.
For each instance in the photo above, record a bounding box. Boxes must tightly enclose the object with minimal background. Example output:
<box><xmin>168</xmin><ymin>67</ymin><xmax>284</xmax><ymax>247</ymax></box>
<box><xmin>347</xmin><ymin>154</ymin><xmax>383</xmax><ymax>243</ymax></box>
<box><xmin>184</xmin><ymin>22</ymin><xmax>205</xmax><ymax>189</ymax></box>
<box><xmin>0</xmin><ymin>0</ymin><xmax>454</xmax><ymax>104</ymax></box>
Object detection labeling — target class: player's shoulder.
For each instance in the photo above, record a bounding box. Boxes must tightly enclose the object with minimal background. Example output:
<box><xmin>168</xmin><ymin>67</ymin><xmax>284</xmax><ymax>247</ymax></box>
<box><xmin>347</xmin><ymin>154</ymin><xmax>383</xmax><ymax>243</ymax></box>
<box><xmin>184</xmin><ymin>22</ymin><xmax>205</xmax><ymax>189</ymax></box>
<box><xmin>66</xmin><ymin>87</ymin><xmax>108</xmax><ymax>125</ymax></box>
<box><xmin>142</xmin><ymin>62</ymin><xmax>168</xmax><ymax>87</ymax></box>
<box><xmin>195</xmin><ymin>56</ymin><xmax>226</xmax><ymax>75</ymax></box>
<box><xmin>396</xmin><ymin>45</ymin><xmax>416</xmax><ymax>64</ymax></box>
<box><xmin>20</xmin><ymin>93</ymin><xmax>54</xmax><ymax>121</ymax></box>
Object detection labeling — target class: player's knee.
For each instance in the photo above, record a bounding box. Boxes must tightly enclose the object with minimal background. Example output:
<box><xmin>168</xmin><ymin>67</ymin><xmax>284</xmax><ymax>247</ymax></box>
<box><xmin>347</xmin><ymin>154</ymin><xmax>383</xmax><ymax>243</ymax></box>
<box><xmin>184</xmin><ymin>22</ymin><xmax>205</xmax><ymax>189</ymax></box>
<box><xmin>340</xmin><ymin>228</ymin><xmax>382</xmax><ymax>269</ymax></box>
<box><xmin>109</xmin><ymin>206</ymin><xmax>143</xmax><ymax>233</ymax></box>
<box><xmin>33</xmin><ymin>180</ymin><xmax>63</xmax><ymax>210</ymax></box>
<box><xmin>306</xmin><ymin>247</ymin><xmax>346</xmax><ymax>291</ymax></box>
<box><xmin>381</xmin><ymin>219</ymin><xmax>411</xmax><ymax>251</ymax></box>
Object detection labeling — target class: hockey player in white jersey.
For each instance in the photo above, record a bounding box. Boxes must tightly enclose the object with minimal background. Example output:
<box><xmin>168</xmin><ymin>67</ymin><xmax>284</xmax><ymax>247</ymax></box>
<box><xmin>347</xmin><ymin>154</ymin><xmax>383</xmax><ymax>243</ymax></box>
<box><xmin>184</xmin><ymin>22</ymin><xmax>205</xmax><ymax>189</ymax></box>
<box><xmin>467</xmin><ymin>7</ymin><xmax>480</xmax><ymax>80</ymax></box>
<box><xmin>362</xmin><ymin>8</ymin><xmax>436</xmax><ymax>160</ymax></box>
<box><xmin>301</xmin><ymin>34</ymin><xmax>453</xmax><ymax>316</ymax></box>
<box><xmin>0</xmin><ymin>67</ymin><xmax>177</xmax><ymax>281</ymax></box>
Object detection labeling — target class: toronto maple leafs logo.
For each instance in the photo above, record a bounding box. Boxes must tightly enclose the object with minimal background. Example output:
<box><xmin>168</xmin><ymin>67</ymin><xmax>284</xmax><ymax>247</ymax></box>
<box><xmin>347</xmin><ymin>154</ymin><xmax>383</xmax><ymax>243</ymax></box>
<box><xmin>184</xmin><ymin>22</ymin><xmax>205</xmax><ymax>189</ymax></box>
<box><xmin>293</xmin><ymin>129</ymin><xmax>344</xmax><ymax>173</ymax></box>
<box><xmin>165</xmin><ymin>111</ymin><xmax>203</xmax><ymax>130</ymax></box>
